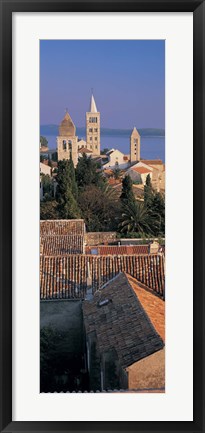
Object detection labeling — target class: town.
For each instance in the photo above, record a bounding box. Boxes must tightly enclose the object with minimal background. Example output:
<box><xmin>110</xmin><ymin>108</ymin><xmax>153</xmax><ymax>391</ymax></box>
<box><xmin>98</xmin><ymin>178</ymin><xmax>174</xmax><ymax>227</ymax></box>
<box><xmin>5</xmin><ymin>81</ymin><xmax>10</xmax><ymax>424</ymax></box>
<box><xmin>40</xmin><ymin>94</ymin><xmax>165</xmax><ymax>393</ymax></box>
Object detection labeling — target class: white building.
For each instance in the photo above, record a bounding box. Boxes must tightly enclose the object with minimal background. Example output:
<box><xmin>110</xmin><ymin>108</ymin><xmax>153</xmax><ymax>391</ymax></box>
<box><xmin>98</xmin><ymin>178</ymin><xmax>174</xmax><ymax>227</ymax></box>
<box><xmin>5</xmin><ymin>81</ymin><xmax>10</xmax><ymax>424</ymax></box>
<box><xmin>103</xmin><ymin>149</ymin><xmax>129</xmax><ymax>170</ymax></box>
<box><xmin>40</xmin><ymin>162</ymin><xmax>52</xmax><ymax>176</ymax></box>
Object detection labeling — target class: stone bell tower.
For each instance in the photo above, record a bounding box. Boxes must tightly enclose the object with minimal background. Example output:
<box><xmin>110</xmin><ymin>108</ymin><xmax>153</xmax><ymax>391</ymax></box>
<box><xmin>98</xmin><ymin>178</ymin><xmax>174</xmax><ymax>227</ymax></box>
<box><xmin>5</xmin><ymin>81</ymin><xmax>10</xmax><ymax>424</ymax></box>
<box><xmin>130</xmin><ymin>127</ymin><xmax>141</xmax><ymax>163</ymax></box>
<box><xmin>86</xmin><ymin>94</ymin><xmax>100</xmax><ymax>155</ymax></box>
<box><xmin>57</xmin><ymin>110</ymin><xmax>78</xmax><ymax>167</ymax></box>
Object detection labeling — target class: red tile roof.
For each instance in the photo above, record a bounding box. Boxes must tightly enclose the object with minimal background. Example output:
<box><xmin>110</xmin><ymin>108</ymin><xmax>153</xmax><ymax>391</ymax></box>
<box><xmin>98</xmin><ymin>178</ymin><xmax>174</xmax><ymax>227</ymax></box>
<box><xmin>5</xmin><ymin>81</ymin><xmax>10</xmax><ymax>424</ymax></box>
<box><xmin>108</xmin><ymin>178</ymin><xmax>121</xmax><ymax>186</ymax></box>
<box><xmin>85</xmin><ymin>245</ymin><xmax>149</xmax><ymax>255</ymax></box>
<box><xmin>127</xmin><ymin>274</ymin><xmax>165</xmax><ymax>341</ymax></box>
<box><xmin>40</xmin><ymin>254</ymin><xmax>165</xmax><ymax>300</ymax></box>
<box><xmin>40</xmin><ymin>219</ymin><xmax>85</xmax><ymax>236</ymax></box>
<box><xmin>41</xmin><ymin>235</ymin><xmax>84</xmax><ymax>255</ymax></box>
<box><xmin>132</xmin><ymin>167</ymin><xmax>152</xmax><ymax>174</ymax></box>
<box><xmin>141</xmin><ymin>159</ymin><xmax>163</xmax><ymax>165</ymax></box>
<box><xmin>78</xmin><ymin>147</ymin><xmax>92</xmax><ymax>154</ymax></box>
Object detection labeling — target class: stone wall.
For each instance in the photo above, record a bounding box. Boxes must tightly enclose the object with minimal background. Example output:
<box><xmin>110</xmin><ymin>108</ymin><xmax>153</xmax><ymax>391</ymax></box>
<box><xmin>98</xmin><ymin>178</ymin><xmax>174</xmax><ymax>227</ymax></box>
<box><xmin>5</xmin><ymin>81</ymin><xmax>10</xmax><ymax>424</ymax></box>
<box><xmin>40</xmin><ymin>254</ymin><xmax>165</xmax><ymax>300</ymax></box>
<box><xmin>127</xmin><ymin>348</ymin><xmax>165</xmax><ymax>391</ymax></box>
<box><xmin>85</xmin><ymin>232</ymin><xmax>116</xmax><ymax>246</ymax></box>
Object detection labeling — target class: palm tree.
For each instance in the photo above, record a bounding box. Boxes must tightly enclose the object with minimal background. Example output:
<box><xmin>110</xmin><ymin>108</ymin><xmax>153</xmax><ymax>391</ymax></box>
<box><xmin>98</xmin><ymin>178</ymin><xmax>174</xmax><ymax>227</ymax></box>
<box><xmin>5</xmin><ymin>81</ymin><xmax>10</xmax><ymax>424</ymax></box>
<box><xmin>119</xmin><ymin>200</ymin><xmax>156</xmax><ymax>235</ymax></box>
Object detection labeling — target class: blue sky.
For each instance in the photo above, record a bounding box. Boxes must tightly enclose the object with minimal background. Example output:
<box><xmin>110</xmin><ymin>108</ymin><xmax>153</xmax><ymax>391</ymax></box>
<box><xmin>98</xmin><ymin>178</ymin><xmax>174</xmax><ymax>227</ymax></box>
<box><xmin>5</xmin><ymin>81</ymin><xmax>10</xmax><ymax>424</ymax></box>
<box><xmin>40</xmin><ymin>40</ymin><xmax>165</xmax><ymax>129</ymax></box>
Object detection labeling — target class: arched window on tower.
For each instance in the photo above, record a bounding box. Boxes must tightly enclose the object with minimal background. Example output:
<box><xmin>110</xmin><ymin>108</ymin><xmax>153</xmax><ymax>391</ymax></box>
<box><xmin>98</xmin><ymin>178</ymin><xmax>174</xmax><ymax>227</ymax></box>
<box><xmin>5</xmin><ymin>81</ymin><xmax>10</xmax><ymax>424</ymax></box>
<box><xmin>68</xmin><ymin>140</ymin><xmax>72</xmax><ymax>150</ymax></box>
<box><xmin>63</xmin><ymin>140</ymin><xmax>66</xmax><ymax>150</ymax></box>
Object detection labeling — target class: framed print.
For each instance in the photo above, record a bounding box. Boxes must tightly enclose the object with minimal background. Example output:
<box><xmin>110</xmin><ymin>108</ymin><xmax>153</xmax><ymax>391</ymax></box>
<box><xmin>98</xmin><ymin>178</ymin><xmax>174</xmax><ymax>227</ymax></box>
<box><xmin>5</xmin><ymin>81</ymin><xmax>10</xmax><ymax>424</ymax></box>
<box><xmin>0</xmin><ymin>0</ymin><xmax>204</xmax><ymax>432</ymax></box>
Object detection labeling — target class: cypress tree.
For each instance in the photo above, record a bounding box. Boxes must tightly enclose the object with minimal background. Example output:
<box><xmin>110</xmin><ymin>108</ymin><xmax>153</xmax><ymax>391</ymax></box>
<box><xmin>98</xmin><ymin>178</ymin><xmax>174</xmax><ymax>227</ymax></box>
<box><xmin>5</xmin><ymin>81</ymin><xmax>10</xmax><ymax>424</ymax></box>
<box><xmin>120</xmin><ymin>175</ymin><xmax>135</xmax><ymax>204</ymax></box>
<box><xmin>144</xmin><ymin>174</ymin><xmax>154</xmax><ymax>208</ymax></box>
<box><xmin>56</xmin><ymin>159</ymin><xmax>81</xmax><ymax>219</ymax></box>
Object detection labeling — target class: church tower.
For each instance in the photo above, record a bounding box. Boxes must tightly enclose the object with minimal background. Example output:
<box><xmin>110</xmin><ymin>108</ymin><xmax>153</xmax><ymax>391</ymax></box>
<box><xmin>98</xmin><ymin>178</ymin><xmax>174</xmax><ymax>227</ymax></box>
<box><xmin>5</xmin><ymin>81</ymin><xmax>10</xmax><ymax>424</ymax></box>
<box><xmin>130</xmin><ymin>127</ymin><xmax>140</xmax><ymax>163</ymax></box>
<box><xmin>57</xmin><ymin>110</ymin><xmax>78</xmax><ymax>167</ymax></box>
<box><xmin>86</xmin><ymin>94</ymin><xmax>100</xmax><ymax>155</ymax></box>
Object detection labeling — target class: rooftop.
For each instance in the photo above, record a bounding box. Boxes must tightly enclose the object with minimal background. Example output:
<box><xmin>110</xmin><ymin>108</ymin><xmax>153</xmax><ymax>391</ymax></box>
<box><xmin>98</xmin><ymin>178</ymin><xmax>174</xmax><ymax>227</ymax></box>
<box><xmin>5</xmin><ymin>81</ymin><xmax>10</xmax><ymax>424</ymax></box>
<box><xmin>85</xmin><ymin>245</ymin><xmax>150</xmax><ymax>255</ymax></box>
<box><xmin>141</xmin><ymin>159</ymin><xmax>163</xmax><ymax>165</ymax></box>
<box><xmin>78</xmin><ymin>147</ymin><xmax>92</xmax><ymax>154</ymax></box>
<box><xmin>40</xmin><ymin>219</ymin><xmax>85</xmax><ymax>236</ymax></box>
<box><xmin>127</xmin><ymin>274</ymin><xmax>165</xmax><ymax>341</ymax></box>
<box><xmin>41</xmin><ymin>234</ymin><xmax>84</xmax><ymax>255</ymax></box>
<box><xmin>131</xmin><ymin>167</ymin><xmax>152</xmax><ymax>174</ymax></box>
<box><xmin>83</xmin><ymin>272</ymin><xmax>164</xmax><ymax>368</ymax></box>
<box><xmin>59</xmin><ymin>111</ymin><xmax>76</xmax><ymax>137</ymax></box>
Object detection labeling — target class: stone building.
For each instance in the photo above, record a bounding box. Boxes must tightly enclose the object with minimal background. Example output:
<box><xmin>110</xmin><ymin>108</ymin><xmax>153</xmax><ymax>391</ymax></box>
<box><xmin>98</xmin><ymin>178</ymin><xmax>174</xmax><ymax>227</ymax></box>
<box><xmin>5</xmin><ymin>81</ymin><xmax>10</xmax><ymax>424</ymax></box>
<box><xmin>86</xmin><ymin>94</ymin><xmax>100</xmax><ymax>155</ymax></box>
<box><xmin>57</xmin><ymin>111</ymin><xmax>78</xmax><ymax>167</ymax></box>
<box><xmin>102</xmin><ymin>149</ymin><xmax>129</xmax><ymax>170</ymax></box>
<box><xmin>83</xmin><ymin>272</ymin><xmax>165</xmax><ymax>391</ymax></box>
<box><xmin>130</xmin><ymin>127</ymin><xmax>141</xmax><ymax>163</ymax></box>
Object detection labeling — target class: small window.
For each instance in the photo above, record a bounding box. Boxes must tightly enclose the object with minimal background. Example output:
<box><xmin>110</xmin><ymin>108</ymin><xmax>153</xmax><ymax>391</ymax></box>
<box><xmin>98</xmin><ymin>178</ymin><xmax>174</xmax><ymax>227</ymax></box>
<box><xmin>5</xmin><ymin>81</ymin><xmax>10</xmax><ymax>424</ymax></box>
<box><xmin>90</xmin><ymin>137</ymin><xmax>92</xmax><ymax>141</ymax></box>
<box><xmin>95</xmin><ymin>137</ymin><xmax>97</xmax><ymax>141</ymax></box>
<box><xmin>89</xmin><ymin>128</ymin><xmax>93</xmax><ymax>133</ymax></box>
<box><xmin>95</xmin><ymin>145</ymin><xmax>98</xmax><ymax>149</ymax></box>
<box><xmin>98</xmin><ymin>299</ymin><xmax>110</xmax><ymax>307</ymax></box>
<box><xmin>68</xmin><ymin>140</ymin><xmax>72</xmax><ymax>150</ymax></box>
<box><xmin>63</xmin><ymin>140</ymin><xmax>66</xmax><ymax>150</ymax></box>
<box><xmin>94</xmin><ymin>128</ymin><xmax>98</xmax><ymax>132</ymax></box>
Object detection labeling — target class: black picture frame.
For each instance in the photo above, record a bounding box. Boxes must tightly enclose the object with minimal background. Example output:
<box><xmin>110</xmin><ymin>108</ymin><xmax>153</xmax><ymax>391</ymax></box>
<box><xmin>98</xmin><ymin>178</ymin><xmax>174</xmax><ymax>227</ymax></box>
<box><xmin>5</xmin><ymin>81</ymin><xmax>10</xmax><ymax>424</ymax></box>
<box><xmin>0</xmin><ymin>0</ymin><xmax>204</xmax><ymax>432</ymax></box>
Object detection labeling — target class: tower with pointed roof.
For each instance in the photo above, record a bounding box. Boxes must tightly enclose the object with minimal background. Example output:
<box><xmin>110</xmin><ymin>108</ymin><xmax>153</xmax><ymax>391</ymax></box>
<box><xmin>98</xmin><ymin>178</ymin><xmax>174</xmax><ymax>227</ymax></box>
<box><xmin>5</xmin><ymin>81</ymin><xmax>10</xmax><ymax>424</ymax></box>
<box><xmin>130</xmin><ymin>127</ymin><xmax>140</xmax><ymax>163</ymax></box>
<box><xmin>57</xmin><ymin>110</ymin><xmax>78</xmax><ymax>166</ymax></box>
<box><xmin>86</xmin><ymin>94</ymin><xmax>100</xmax><ymax>155</ymax></box>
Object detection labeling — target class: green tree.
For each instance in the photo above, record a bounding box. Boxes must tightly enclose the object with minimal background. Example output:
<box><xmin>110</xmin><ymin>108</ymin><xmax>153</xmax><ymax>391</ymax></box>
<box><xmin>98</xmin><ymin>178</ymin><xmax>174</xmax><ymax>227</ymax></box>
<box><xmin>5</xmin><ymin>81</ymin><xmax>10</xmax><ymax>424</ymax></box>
<box><xmin>144</xmin><ymin>174</ymin><xmax>154</xmax><ymax>208</ymax></box>
<box><xmin>40</xmin><ymin>200</ymin><xmax>59</xmax><ymax>220</ymax></box>
<box><xmin>113</xmin><ymin>167</ymin><xmax>123</xmax><ymax>180</ymax></box>
<box><xmin>41</xmin><ymin>174</ymin><xmax>53</xmax><ymax>200</ymax></box>
<box><xmin>120</xmin><ymin>175</ymin><xmax>135</xmax><ymax>203</ymax></box>
<box><xmin>56</xmin><ymin>160</ymin><xmax>81</xmax><ymax>219</ymax></box>
<box><xmin>68</xmin><ymin>156</ymin><xmax>78</xmax><ymax>199</ymax></box>
<box><xmin>151</xmin><ymin>192</ymin><xmax>165</xmax><ymax>235</ymax></box>
<box><xmin>76</xmin><ymin>154</ymin><xmax>105</xmax><ymax>189</ymax></box>
<box><xmin>78</xmin><ymin>184</ymin><xmax>120</xmax><ymax>231</ymax></box>
<box><xmin>40</xmin><ymin>136</ymin><xmax>48</xmax><ymax>148</ymax></box>
<box><xmin>119</xmin><ymin>200</ymin><xmax>155</xmax><ymax>235</ymax></box>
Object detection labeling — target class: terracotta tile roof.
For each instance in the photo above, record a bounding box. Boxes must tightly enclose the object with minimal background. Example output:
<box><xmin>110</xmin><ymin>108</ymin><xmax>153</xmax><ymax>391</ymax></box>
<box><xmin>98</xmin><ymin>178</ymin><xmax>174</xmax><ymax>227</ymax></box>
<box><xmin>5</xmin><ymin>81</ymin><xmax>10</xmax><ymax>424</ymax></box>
<box><xmin>141</xmin><ymin>159</ymin><xmax>163</xmax><ymax>165</ymax></box>
<box><xmin>40</xmin><ymin>254</ymin><xmax>165</xmax><ymax>300</ymax></box>
<box><xmin>83</xmin><ymin>273</ymin><xmax>164</xmax><ymax>368</ymax></box>
<box><xmin>78</xmin><ymin>147</ymin><xmax>92</xmax><ymax>154</ymax></box>
<box><xmin>108</xmin><ymin>178</ymin><xmax>121</xmax><ymax>186</ymax></box>
<box><xmin>127</xmin><ymin>275</ymin><xmax>165</xmax><ymax>341</ymax></box>
<box><xmin>85</xmin><ymin>245</ymin><xmax>149</xmax><ymax>255</ymax></box>
<box><xmin>40</xmin><ymin>219</ymin><xmax>85</xmax><ymax>236</ymax></box>
<box><xmin>41</xmin><ymin>235</ymin><xmax>84</xmax><ymax>255</ymax></box>
<box><xmin>103</xmin><ymin>169</ymin><xmax>113</xmax><ymax>175</ymax></box>
<box><xmin>131</xmin><ymin>167</ymin><xmax>152</xmax><ymax>174</ymax></box>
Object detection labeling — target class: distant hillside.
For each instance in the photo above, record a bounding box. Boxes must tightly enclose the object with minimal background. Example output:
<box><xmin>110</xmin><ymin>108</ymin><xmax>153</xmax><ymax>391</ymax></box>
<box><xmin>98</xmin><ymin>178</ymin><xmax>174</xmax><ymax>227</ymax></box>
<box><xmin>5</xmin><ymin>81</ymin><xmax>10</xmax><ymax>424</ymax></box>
<box><xmin>40</xmin><ymin>125</ymin><xmax>165</xmax><ymax>138</ymax></box>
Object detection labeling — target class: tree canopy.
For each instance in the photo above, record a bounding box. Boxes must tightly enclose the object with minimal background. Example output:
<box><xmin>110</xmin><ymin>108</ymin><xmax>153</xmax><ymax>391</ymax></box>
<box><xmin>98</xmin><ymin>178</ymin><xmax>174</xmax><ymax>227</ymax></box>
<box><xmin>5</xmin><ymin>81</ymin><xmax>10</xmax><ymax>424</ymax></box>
<box><xmin>40</xmin><ymin>136</ymin><xmax>48</xmax><ymax>148</ymax></box>
<box><xmin>76</xmin><ymin>154</ymin><xmax>105</xmax><ymax>189</ymax></box>
<box><xmin>120</xmin><ymin>175</ymin><xmax>135</xmax><ymax>203</ymax></box>
<box><xmin>55</xmin><ymin>159</ymin><xmax>81</xmax><ymax>219</ymax></box>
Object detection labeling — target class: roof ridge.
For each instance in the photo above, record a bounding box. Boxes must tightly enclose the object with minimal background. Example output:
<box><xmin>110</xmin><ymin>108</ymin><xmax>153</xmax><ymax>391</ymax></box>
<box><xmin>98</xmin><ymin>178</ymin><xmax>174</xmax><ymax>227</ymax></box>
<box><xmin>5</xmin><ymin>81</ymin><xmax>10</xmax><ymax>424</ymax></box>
<box><xmin>124</xmin><ymin>273</ymin><xmax>165</xmax><ymax>343</ymax></box>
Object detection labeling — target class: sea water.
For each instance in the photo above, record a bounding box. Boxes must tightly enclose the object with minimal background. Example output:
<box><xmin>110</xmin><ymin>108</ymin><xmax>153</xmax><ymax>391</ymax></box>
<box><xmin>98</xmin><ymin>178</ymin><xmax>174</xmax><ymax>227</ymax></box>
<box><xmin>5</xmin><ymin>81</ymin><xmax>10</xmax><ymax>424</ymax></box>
<box><xmin>43</xmin><ymin>133</ymin><xmax>165</xmax><ymax>163</ymax></box>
